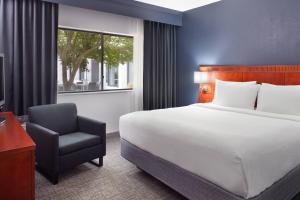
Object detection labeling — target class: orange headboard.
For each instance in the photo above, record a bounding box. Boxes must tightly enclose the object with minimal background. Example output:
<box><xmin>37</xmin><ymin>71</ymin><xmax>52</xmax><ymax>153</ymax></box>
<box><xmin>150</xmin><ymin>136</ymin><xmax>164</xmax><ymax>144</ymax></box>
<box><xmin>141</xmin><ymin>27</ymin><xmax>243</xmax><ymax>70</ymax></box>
<box><xmin>198</xmin><ymin>65</ymin><xmax>300</xmax><ymax>103</ymax></box>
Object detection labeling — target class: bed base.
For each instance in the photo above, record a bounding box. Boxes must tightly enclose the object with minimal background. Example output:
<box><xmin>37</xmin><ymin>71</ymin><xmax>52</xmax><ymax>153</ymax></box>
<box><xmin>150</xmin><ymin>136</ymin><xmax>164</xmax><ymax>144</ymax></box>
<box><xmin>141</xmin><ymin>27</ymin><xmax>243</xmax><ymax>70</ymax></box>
<box><xmin>121</xmin><ymin>139</ymin><xmax>300</xmax><ymax>200</ymax></box>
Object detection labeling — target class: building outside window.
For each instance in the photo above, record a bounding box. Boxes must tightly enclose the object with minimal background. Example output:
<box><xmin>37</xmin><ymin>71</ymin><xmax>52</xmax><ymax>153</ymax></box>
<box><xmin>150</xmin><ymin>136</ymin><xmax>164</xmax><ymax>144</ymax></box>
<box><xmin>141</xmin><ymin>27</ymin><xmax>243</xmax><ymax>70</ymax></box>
<box><xmin>57</xmin><ymin>28</ymin><xmax>133</xmax><ymax>93</ymax></box>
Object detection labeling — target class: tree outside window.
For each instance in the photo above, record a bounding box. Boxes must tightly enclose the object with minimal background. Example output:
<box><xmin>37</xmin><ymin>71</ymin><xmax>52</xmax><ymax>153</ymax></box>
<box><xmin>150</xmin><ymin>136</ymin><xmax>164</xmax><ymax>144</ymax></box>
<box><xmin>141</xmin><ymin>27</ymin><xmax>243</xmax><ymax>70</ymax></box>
<box><xmin>57</xmin><ymin>29</ymin><xmax>133</xmax><ymax>93</ymax></box>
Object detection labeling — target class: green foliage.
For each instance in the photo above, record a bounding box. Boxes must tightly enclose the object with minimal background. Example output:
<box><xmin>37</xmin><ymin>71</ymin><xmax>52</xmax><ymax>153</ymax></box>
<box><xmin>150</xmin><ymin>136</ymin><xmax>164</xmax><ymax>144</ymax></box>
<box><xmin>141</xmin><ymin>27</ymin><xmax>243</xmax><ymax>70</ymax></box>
<box><xmin>57</xmin><ymin>29</ymin><xmax>133</xmax><ymax>90</ymax></box>
<box><xmin>103</xmin><ymin>35</ymin><xmax>133</xmax><ymax>67</ymax></box>
<box><xmin>57</xmin><ymin>29</ymin><xmax>133</xmax><ymax>72</ymax></box>
<box><xmin>58</xmin><ymin>29</ymin><xmax>102</xmax><ymax>72</ymax></box>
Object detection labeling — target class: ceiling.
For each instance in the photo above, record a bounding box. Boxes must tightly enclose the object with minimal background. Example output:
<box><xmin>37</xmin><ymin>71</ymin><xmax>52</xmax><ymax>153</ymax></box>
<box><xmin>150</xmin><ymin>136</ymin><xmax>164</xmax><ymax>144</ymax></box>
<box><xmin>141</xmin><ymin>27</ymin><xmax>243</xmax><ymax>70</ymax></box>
<box><xmin>134</xmin><ymin>0</ymin><xmax>222</xmax><ymax>12</ymax></box>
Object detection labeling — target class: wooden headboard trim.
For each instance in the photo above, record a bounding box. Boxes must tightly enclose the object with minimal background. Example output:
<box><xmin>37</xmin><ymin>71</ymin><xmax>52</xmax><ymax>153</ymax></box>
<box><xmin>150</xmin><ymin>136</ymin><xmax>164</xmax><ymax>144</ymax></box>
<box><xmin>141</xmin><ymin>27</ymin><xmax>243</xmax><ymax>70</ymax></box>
<box><xmin>198</xmin><ymin>65</ymin><xmax>300</xmax><ymax>103</ymax></box>
<box><xmin>199</xmin><ymin>65</ymin><xmax>300</xmax><ymax>72</ymax></box>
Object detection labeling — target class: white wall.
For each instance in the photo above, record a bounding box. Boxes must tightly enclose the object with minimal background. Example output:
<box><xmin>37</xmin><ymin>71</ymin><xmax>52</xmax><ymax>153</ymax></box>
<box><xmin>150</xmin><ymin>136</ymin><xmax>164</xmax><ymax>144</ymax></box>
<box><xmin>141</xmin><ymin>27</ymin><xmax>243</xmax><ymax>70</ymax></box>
<box><xmin>57</xmin><ymin>91</ymin><xmax>134</xmax><ymax>133</ymax></box>
<box><xmin>59</xmin><ymin>4</ymin><xmax>141</xmax><ymax>36</ymax></box>
<box><xmin>58</xmin><ymin>5</ymin><xmax>143</xmax><ymax>134</ymax></box>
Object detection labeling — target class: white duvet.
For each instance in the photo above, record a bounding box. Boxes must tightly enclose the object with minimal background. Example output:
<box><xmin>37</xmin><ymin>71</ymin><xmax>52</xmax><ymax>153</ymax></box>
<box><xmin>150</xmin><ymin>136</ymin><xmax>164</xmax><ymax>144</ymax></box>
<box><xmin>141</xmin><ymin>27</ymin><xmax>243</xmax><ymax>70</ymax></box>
<box><xmin>119</xmin><ymin>103</ymin><xmax>300</xmax><ymax>199</ymax></box>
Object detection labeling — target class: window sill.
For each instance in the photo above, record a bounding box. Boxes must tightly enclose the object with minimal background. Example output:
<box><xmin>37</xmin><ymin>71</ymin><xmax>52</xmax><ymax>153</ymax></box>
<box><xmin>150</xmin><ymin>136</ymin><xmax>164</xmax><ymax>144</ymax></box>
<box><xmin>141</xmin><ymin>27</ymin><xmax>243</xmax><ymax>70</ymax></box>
<box><xmin>57</xmin><ymin>89</ymin><xmax>133</xmax><ymax>96</ymax></box>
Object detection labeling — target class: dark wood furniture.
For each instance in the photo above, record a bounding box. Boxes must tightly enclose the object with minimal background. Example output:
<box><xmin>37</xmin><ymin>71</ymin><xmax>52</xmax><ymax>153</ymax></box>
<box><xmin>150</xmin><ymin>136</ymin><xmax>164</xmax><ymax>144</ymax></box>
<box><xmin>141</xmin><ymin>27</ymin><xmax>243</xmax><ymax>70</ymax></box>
<box><xmin>0</xmin><ymin>112</ymin><xmax>36</xmax><ymax>200</ymax></box>
<box><xmin>198</xmin><ymin>65</ymin><xmax>300</xmax><ymax>103</ymax></box>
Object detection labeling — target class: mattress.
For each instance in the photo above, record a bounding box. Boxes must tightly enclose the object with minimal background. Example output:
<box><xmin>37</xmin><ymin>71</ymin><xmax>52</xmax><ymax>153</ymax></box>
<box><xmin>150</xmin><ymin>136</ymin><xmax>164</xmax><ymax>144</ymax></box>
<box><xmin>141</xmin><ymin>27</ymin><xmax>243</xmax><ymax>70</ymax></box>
<box><xmin>119</xmin><ymin>104</ymin><xmax>300</xmax><ymax>199</ymax></box>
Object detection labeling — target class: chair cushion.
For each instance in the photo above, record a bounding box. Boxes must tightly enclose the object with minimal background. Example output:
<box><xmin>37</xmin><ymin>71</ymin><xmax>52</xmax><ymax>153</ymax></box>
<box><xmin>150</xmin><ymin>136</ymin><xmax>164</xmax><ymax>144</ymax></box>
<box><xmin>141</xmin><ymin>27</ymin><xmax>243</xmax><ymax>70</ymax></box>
<box><xmin>59</xmin><ymin>132</ymin><xmax>100</xmax><ymax>155</ymax></box>
<box><xmin>28</xmin><ymin>103</ymin><xmax>78</xmax><ymax>135</ymax></box>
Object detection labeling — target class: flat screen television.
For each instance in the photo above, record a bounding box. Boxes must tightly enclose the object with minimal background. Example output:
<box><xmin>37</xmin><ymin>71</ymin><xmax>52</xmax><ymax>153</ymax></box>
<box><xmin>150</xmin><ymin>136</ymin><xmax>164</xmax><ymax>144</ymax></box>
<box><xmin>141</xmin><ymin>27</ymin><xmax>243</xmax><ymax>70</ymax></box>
<box><xmin>0</xmin><ymin>54</ymin><xmax>5</xmax><ymax>108</ymax></box>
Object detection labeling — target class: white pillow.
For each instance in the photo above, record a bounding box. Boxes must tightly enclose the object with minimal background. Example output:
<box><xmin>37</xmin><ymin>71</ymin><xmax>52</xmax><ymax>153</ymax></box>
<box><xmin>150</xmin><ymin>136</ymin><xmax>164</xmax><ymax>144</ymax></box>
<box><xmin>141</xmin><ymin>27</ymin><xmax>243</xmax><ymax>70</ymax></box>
<box><xmin>257</xmin><ymin>83</ymin><xmax>300</xmax><ymax>116</ymax></box>
<box><xmin>213</xmin><ymin>82</ymin><xmax>260</xmax><ymax>110</ymax></box>
<box><xmin>215</xmin><ymin>80</ymin><xmax>256</xmax><ymax>86</ymax></box>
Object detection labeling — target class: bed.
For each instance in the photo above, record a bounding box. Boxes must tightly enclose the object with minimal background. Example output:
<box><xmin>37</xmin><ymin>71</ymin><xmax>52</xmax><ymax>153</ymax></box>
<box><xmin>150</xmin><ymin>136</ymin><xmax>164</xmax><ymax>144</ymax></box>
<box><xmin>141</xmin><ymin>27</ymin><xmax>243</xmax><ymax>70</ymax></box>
<box><xmin>120</xmin><ymin>65</ymin><xmax>300</xmax><ymax>200</ymax></box>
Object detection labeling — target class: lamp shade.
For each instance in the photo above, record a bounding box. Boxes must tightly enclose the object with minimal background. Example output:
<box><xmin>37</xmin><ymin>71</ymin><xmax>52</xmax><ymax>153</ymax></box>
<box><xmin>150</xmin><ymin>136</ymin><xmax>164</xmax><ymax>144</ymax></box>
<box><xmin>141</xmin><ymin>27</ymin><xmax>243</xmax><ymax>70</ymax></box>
<box><xmin>194</xmin><ymin>72</ymin><xmax>208</xmax><ymax>83</ymax></box>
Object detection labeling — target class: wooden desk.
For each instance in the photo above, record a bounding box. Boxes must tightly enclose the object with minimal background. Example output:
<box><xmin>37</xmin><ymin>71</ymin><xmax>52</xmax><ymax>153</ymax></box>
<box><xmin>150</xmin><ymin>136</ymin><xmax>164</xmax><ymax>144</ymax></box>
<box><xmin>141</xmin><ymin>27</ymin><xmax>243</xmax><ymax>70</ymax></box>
<box><xmin>0</xmin><ymin>112</ymin><xmax>36</xmax><ymax>200</ymax></box>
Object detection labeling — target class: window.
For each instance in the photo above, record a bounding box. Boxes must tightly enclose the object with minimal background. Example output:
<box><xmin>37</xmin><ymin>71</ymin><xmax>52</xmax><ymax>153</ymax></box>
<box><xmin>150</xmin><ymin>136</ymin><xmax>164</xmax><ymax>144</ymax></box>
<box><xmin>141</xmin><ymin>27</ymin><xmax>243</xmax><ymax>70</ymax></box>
<box><xmin>57</xmin><ymin>28</ymin><xmax>133</xmax><ymax>93</ymax></box>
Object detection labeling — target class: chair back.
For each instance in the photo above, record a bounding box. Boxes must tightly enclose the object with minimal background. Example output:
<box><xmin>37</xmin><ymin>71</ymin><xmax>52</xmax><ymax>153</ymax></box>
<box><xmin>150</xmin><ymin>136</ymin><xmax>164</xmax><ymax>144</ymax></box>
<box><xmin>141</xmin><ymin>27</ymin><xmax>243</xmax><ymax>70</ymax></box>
<box><xmin>28</xmin><ymin>103</ymin><xmax>78</xmax><ymax>135</ymax></box>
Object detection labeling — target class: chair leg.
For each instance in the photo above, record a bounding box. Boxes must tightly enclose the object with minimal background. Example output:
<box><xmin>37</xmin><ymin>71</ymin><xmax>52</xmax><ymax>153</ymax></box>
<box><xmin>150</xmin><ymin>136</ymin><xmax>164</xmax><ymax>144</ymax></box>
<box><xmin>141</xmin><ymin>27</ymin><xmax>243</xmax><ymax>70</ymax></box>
<box><xmin>50</xmin><ymin>172</ymin><xmax>59</xmax><ymax>185</ymax></box>
<box><xmin>89</xmin><ymin>157</ymin><xmax>103</xmax><ymax>167</ymax></box>
<box><xmin>36</xmin><ymin>165</ymin><xmax>59</xmax><ymax>185</ymax></box>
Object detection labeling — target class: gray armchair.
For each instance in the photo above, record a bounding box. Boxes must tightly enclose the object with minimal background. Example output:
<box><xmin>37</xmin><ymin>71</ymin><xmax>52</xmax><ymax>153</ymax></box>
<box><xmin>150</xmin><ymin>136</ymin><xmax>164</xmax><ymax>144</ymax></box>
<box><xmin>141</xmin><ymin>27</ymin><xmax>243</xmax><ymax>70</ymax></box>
<box><xmin>27</xmin><ymin>103</ymin><xmax>106</xmax><ymax>184</ymax></box>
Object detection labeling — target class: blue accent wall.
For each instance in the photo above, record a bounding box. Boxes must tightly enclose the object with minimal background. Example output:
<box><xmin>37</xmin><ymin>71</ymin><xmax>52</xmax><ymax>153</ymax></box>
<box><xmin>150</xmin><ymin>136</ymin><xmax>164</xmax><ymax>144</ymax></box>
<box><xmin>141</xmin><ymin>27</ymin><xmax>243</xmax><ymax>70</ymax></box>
<box><xmin>177</xmin><ymin>0</ymin><xmax>300</xmax><ymax>106</ymax></box>
<box><xmin>43</xmin><ymin>0</ymin><xmax>182</xmax><ymax>26</ymax></box>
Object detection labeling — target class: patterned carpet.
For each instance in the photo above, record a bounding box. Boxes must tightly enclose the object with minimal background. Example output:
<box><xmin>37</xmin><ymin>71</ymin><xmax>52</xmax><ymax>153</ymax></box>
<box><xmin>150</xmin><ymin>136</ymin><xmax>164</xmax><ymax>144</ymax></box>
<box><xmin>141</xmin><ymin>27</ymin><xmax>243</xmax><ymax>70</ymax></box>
<box><xmin>36</xmin><ymin>135</ymin><xmax>185</xmax><ymax>200</ymax></box>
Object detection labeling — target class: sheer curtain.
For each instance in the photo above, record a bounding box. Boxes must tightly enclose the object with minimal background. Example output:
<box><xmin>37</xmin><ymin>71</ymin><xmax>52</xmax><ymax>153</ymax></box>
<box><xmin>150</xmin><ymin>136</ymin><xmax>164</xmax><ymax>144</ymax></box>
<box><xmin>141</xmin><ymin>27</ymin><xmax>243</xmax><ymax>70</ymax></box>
<box><xmin>132</xmin><ymin>19</ymin><xmax>144</xmax><ymax>111</ymax></box>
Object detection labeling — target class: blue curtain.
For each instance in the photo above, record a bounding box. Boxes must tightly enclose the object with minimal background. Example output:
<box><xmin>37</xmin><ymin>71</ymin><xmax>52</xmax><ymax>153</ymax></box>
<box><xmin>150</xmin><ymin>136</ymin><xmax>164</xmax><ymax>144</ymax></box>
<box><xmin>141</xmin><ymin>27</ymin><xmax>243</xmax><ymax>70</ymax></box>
<box><xmin>0</xmin><ymin>0</ymin><xmax>58</xmax><ymax>115</ymax></box>
<box><xmin>143</xmin><ymin>21</ymin><xmax>177</xmax><ymax>110</ymax></box>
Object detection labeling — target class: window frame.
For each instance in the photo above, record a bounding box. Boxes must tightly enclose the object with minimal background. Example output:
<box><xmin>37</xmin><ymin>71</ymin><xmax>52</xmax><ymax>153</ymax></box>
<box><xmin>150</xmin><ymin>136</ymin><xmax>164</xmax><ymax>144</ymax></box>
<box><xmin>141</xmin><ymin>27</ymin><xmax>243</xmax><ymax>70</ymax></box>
<box><xmin>57</xmin><ymin>27</ymin><xmax>134</xmax><ymax>94</ymax></box>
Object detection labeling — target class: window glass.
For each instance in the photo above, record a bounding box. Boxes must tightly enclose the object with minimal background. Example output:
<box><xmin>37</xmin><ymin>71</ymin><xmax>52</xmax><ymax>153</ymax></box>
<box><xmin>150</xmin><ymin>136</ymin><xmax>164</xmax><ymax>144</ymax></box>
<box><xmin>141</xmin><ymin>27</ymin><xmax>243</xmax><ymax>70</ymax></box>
<box><xmin>57</xmin><ymin>28</ymin><xmax>133</xmax><ymax>93</ymax></box>
<box><xmin>103</xmin><ymin>35</ymin><xmax>133</xmax><ymax>90</ymax></box>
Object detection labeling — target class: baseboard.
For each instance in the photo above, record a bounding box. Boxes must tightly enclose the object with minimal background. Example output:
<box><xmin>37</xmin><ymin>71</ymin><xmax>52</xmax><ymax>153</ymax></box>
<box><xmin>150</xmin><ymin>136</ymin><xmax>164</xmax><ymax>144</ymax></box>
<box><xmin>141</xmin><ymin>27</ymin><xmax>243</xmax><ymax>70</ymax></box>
<box><xmin>107</xmin><ymin>131</ymin><xmax>119</xmax><ymax>138</ymax></box>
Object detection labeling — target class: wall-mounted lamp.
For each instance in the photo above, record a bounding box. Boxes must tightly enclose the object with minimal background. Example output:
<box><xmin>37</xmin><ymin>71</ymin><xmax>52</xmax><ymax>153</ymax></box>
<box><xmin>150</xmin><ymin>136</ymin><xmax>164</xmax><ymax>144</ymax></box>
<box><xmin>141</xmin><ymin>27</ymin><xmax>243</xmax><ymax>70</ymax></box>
<box><xmin>194</xmin><ymin>71</ymin><xmax>209</xmax><ymax>93</ymax></box>
<box><xmin>194</xmin><ymin>72</ymin><xmax>207</xmax><ymax>84</ymax></box>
